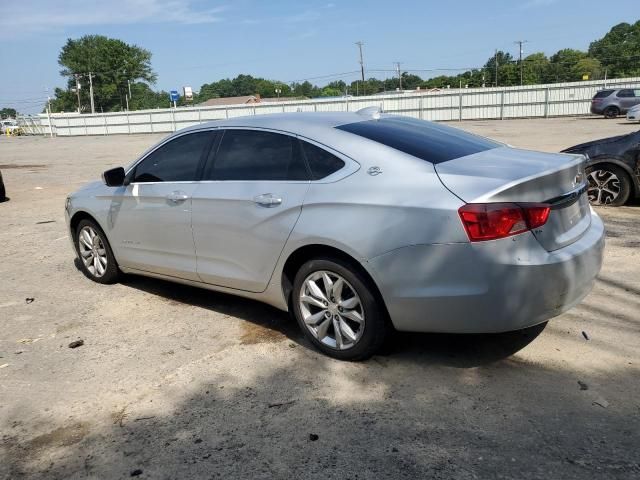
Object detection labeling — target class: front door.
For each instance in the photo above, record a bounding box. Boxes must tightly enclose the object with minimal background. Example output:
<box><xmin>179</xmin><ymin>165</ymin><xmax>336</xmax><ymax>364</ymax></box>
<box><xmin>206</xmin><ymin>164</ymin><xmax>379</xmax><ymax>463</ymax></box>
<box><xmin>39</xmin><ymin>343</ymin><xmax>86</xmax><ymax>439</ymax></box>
<box><xmin>192</xmin><ymin>129</ymin><xmax>310</xmax><ymax>292</ymax></box>
<box><xmin>108</xmin><ymin>130</ymin><xmax>215</xmax><ymax>280</ymax></box>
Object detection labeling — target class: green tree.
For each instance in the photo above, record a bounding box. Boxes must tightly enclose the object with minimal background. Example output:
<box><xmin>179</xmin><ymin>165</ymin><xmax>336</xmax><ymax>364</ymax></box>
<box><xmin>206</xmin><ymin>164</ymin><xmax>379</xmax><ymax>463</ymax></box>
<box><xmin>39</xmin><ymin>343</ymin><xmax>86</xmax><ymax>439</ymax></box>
<box><xmin>0</xmin><ymin>107</ymin><xmax>18</xmax><ymax>118</ymax></box>
<box><xmin>522</xmin><ymin>52</ymin><xmax>550</xmax><ymax>84</ymax></box>
<box><xmin>484</xmin><ymin>51</ymin><xmax>516</xmax><ymax>86</ymax></box>
<box><xmin>589</xmin><ymin>21</ymin><xmax>640</xmax><ymax>77</ymax></box>
<box><xmin>548</xmin><ymin>49</ymin><xmax>588</xmax><ymax>82</ymax></box>
<box><xmin>572</xmin><ymin>57</ymin><xmax>602</xmax><ymax>81</ymax></box>
<box><xmin>54</xmin><ymin>35</ymin><xmax>156</xmax><ymax>112</ymax></box>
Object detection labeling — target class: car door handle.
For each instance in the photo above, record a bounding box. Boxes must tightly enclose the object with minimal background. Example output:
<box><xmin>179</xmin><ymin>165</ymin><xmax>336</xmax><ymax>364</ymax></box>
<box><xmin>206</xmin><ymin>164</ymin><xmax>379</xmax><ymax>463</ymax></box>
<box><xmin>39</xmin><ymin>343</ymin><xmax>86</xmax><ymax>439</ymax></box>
<box><xmin>253</xmin><ymin>193</ymin><xmax>282</xmax><ymax>207</ymax></box>
<box><xmin>166</xmin><ymin>191</ymin><xmax>189</xmax><ymax>204</ymax></box>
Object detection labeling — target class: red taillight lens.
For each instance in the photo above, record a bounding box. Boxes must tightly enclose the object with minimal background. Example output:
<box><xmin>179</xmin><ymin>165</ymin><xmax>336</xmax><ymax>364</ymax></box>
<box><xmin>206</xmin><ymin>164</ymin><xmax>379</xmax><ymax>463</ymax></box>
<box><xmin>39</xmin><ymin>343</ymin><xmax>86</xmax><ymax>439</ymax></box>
<box><xmin>458</xmin><ymin>203</ymin><xmax>550</xmax><ymax>242</ymax></box>
<box><xmin>523</xmin><ymin>204</ymin><xmax>551</xmax><ymax>229</ymax></box>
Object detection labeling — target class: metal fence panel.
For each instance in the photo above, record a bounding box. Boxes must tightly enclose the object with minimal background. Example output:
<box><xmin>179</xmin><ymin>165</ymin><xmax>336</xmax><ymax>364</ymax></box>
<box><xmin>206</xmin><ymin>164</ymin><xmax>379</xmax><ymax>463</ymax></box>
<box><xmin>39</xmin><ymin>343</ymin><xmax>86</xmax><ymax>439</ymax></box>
<box><xmin>18</xmin><ymin>76</ymin><xmax>640</xmax><ymax>136</ymax></box>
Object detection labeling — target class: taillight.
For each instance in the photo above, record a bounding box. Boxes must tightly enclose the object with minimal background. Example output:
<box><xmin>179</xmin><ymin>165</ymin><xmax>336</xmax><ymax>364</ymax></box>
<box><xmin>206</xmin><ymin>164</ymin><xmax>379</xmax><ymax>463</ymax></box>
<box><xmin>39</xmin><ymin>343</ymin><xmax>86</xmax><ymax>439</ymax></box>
<box><xmin>458</xmin><ymin>203</ymin><xmax>550</xmax><ymax>242</ymax></box>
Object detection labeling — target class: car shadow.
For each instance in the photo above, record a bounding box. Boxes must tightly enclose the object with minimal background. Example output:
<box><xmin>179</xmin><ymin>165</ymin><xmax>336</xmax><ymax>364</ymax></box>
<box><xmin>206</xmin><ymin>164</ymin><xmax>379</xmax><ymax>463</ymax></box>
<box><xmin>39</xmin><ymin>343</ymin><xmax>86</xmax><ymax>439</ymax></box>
<box><xmin>77</xmin><ymin>265</ymin><xmax>547</xmax><ymax>368</ymax></box>
<box><xmin>378</xmin><ymin>323</ymin><xmax>547</xmax><ymax>367</ymax></box>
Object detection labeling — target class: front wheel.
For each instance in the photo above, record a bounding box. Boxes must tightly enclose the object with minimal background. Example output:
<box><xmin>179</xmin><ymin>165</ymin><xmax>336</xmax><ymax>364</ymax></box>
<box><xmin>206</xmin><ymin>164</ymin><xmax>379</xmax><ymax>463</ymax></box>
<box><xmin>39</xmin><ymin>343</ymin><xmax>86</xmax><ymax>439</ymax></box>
<box><xmin>75</xmin><ymin>219</ymin><xmax>120</xmax><ymax>284</ymax></box>
<box><xmin>292</xmin><ymin>257</ymin><xmax>387</xmax><ymax>361</ymax></box>
<box><xmin>586</xmin><ymin>164</ymin><xmax>631</xmax><ymax>207</ymax></box>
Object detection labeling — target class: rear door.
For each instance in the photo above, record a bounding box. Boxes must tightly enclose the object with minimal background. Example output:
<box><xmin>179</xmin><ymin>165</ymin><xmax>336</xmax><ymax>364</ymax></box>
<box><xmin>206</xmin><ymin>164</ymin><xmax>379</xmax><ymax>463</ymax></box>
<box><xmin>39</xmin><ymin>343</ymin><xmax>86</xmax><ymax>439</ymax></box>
<box><xmin>191</xmin><ymin>128</ymin><xmax>310</xmax><ymax>292</ymax></box>
<box><xmin>109</xmin><ymin>130</ymin><xmax>215</xmax><ymax>280</ymax></box>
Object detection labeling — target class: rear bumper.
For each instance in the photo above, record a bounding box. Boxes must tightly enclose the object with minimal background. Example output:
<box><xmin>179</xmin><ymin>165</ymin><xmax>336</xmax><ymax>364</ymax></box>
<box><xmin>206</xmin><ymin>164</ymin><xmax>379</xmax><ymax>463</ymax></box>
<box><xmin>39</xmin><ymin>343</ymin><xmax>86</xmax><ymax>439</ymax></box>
<box><xmin>367</xmin><ymin>210</ymin><xmax>605</xmax><ymax>333</ymax></box>
<box><xmin>590</xmin><ymin>104</ymin><xmax>604</xmax><ymax>115</ymax></box>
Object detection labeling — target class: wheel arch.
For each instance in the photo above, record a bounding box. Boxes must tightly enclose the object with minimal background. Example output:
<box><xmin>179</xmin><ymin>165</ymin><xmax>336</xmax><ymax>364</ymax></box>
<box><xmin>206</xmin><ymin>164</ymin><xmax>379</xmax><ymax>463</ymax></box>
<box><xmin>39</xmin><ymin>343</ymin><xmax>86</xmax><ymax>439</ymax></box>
<box><xmin>280</xmin><ymin>244</ymin><xmax>391</xmax><ymax>323</ymax></box>
<box><xmin>69</xmin><ymin>210</ymin><xmax>101</xmax><ymax>236</ymax></box>
<box><xmin>587</xmin><ymin>157</ymin><xmax>639</xmax><ymax>197</ymax></box>
<box><xmin>69</xmin><ymin>210</ymin><xmax>116</xmax><ymax>257</ymax></box>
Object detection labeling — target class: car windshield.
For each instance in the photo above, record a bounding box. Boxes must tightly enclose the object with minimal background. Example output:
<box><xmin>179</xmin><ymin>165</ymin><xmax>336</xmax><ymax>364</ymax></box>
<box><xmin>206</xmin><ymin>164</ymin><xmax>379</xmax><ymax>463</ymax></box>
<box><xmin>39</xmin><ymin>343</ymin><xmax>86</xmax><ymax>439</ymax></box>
<box><xmin>336</xmin><ymin>116</ymin><xmax>501</xmax><ymax>164</ymax></box>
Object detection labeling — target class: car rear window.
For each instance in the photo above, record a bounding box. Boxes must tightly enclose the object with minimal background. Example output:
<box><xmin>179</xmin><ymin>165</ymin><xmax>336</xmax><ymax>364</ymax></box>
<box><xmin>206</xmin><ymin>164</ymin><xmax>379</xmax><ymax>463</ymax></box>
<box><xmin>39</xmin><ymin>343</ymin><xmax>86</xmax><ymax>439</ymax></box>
<box><xmin>335</xmin><ymin>116</ymin><xmax>500</xmax><ymax>164</ymax></box>
<box><xmin>594</xmin><ymin>90</ymin><xmax>614</xmax><ymax>98</ymax></box>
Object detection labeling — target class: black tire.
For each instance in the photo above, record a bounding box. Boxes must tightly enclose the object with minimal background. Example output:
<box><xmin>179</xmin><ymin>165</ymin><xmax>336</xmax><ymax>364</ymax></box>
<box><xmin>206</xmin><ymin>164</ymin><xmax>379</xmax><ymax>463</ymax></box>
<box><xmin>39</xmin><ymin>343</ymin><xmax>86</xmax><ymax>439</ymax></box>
<box><xmin>586</xmin><ymin>164</ymin><xmax>631</xmax><ymax>207</ymax></box>
<box><xmin>291</xmin><ymin>256</ymin><xmax>387</xmax><ymax>361</ymax></box>
<box><xmin>603</xmin><ymin>106</ymin><xmax>620</xmax><ymax>119</ymax></box>
<box><xmin>75</xmin><ymin>219</ymin><xmax>120</xmax><ymax>284</ymax></box>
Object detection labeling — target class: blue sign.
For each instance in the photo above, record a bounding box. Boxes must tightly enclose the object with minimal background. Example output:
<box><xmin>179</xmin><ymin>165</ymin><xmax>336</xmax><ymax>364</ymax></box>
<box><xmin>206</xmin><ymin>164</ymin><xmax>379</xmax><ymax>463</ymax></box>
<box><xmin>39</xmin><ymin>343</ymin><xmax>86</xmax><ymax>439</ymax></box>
<box><xmin>169</xmin><ymin>90</ymin><xmax>180</xmax><ymax>102</ymax></box>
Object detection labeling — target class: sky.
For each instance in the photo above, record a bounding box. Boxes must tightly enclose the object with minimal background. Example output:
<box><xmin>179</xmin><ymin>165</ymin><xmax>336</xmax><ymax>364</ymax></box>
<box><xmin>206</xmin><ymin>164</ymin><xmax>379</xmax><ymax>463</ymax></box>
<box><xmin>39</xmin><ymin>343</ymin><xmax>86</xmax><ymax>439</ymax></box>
<box><xmin>1</xmin><ymin>0</ymin><xmax>638</xmax><ymax>114</ymax></box>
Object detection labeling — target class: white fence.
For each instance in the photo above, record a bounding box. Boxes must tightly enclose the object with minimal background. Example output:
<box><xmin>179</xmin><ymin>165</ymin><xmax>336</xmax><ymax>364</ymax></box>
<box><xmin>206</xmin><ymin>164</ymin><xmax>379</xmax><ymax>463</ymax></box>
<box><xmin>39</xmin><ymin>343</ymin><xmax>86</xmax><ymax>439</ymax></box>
<box><xmin>18</xmin><ymin>77</ymin><xmax>640</xmax><ymax>137</ymax></box>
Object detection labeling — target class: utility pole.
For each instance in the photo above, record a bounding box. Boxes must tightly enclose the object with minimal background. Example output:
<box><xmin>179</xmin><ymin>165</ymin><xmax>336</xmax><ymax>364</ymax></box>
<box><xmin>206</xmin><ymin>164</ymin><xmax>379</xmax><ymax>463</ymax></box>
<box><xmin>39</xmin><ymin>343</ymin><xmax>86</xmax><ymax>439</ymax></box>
<box><xmin>355</xmin><ymin>41</ymin><xmax>365</xmax><ymax>95</ymax></box>
<box><xmin>45</xmin><ymin>88</ymin><xmax>53</xmax><ymax>138</ymax></box>
<box><xmin>74</xmin><ymin>74</ymin><xmax>82</xmax><ymax>113</ymax></box>
<box><xmin>128</xmin><ymin>79</ymin><xmax>132</xmax><ymax>102</ymax></box>
<box><xmin>394</xmin><ymin>62</ymin><xmax>402</xmax><ymax>90</ymax></box>
<box><xmin>514</xmin><ymin>40</ymin><xmax>529</xmax><ymax>86</ymax></box>
<box><xmin>494</xmin><ymin>49</ymin><xmax>499</xmax><ymax>87</ymax></box>
<box><xmin>88</xmin><ymin>72</ymin><xmax>95</xmax><ymax>114</ymax></box>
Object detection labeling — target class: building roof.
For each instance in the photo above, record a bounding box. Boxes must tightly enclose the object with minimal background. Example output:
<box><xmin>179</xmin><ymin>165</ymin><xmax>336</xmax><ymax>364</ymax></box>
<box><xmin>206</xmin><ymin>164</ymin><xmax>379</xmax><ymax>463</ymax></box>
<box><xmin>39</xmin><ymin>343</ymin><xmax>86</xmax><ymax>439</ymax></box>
<box><xmin>196</xmin><ymin>95</ymin><xmax>260</xmax><ymax>107</ymax></box>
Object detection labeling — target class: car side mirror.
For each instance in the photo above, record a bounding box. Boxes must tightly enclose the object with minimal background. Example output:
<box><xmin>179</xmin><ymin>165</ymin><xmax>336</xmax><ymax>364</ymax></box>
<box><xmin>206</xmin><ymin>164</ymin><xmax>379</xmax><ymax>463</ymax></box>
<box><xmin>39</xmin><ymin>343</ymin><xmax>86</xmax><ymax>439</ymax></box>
<box><xmin>103</xmin><ymin>167</ymin><xmax>126</xmax><ymax>187</ymax></box>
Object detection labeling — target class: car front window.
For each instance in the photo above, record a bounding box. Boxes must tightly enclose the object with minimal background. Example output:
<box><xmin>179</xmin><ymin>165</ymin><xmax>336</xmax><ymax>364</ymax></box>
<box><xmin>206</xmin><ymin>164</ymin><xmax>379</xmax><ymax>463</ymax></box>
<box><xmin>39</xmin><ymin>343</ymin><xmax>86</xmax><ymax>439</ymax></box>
<box><xmin>132</xmin><ymin>131</ymin><xmax>213</xmax><ymax>183</ymax></box>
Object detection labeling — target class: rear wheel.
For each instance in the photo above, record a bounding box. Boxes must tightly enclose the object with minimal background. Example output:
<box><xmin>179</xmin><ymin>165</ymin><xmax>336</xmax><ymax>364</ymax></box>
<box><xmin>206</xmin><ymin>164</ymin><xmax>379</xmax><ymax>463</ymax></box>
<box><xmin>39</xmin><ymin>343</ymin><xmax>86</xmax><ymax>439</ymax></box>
<box><xmin>75</xmin><ymin>219</ymin><xmax>119</xmax><ymax>284</ymax></box>
<box><xmin>603</xmin><ymin>106</ymin><xmax>620</xmax><ymax>119</ymax></box>
<box><xmin>292</xmin><ymin>257</ymin><xmax>387</xmax><ymax>361</ymax></box>
<box><xmin>586</xmin><ymin>164</ymin><xmax>631</xmax><ymax>207</ymax></box>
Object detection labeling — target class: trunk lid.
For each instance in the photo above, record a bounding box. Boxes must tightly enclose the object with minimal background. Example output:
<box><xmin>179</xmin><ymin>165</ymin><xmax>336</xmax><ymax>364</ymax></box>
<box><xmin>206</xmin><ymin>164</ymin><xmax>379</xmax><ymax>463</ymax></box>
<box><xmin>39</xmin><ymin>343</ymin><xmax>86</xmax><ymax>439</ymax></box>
<box><xmin>435</xmin><ymin>147</ymin><xmax>590</xmax><ymax>251</ymax></box>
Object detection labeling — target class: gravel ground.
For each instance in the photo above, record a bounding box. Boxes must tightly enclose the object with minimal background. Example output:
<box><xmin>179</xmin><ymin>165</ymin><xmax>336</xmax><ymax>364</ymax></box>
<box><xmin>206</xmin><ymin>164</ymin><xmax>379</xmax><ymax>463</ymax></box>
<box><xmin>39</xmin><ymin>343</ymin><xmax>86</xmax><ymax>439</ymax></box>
<box><xmin>1</xmin><ymin>117</ymin><xmax>639</xmax><ymax>480</ymax></box>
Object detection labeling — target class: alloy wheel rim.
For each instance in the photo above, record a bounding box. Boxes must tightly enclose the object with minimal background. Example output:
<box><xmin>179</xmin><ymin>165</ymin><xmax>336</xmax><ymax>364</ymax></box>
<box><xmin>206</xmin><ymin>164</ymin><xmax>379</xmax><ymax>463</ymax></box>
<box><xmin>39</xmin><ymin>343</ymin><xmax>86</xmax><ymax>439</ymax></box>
<box><xmin>78</xmin><ymin>226</ymin><xmax>108</xmax><ymax>277</ymax></box>
<box><xmin>587</xmin><ymin>169</ymin><xmax>621</xmax><ymax>205</ymax></box>
<box><xmin>299</xmin><ymin>270</ymin><xmax>365</xmax><ymax>350</ymax></box>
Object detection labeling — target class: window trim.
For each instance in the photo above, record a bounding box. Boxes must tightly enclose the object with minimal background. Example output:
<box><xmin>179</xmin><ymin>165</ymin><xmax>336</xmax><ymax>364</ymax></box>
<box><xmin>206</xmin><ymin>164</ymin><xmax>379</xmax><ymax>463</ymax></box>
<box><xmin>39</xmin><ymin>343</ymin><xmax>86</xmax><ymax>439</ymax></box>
<box><xmin>125</xmin><ymin>125</ymin><xmax>360</xmax><ymax>185</ymax></box>
<box><xmin>201</xmin><ymin>127</ymin><xmax>359</xmax><ymax>184</ymax></box>
<box><xmin>125</xmin><ymin>128</ymin><xmax>219</xmax><ymax>185</ymax></box>
<box><xmin>202</xmin><ymin>127</ymin><xmax>311</xmax><ymax>183</ymax></box>
<box><xmin>296</xmin><ymin>135</ymin><xmax>359</xmax><ymax>183</ymax></box>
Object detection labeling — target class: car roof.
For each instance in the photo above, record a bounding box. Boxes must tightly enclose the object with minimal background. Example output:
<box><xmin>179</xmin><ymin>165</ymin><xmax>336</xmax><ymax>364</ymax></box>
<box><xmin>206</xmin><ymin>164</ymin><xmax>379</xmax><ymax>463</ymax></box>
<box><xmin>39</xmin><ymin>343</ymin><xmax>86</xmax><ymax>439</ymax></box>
<box><xmin>178</xmin><ymin>112</ymin><xmax>368</xmax><ymax>138</ymax></box>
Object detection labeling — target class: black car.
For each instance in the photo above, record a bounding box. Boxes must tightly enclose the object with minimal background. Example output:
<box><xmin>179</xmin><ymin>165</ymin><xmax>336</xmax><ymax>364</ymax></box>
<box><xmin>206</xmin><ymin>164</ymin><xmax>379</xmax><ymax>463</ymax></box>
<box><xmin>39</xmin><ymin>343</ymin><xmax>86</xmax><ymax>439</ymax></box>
<box><xmin>0</xmin><ymin>170</ymin><xmax>5</xmax><ymax>201</ymax></box>
<box><xmin>562</xmin><ymin>130</ymin><xmax>640</xmax><ymax>206</ymax></box>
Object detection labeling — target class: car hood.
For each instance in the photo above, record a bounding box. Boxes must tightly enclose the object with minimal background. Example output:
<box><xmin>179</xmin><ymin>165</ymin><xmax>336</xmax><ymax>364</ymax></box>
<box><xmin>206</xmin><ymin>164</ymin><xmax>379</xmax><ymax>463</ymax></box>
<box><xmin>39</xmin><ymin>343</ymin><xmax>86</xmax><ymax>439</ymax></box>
<box><xmin>70</xmin><ymin>180</ymin><xmax>104</xmax><ymax>197</ymax></box>
<box><xmin>562</xmin><ymin>131</ymin><xmax>640</xmax><ymax>154</ymax></box>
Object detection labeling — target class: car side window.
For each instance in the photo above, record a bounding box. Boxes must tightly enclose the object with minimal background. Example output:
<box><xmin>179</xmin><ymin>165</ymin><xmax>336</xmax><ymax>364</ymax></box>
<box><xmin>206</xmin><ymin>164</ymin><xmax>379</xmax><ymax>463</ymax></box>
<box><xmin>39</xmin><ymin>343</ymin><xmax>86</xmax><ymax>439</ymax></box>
<box><xmin>617</xmin><ymin>89</ymin><xmax>634</xmax><ymax>98</ymax></box>
<box><xmin>207</xmin><ymin>129</ymin><xmax>309</xmax><ymax>181</ymax></box>
<box><xmin>300</xmin><ymin>140</ymin><xmax>346</xmax><ymax>180</ymax></box>
<box><xmin>634</xmin><ymin>89</ymin><xmax>640</xmax><ymax>98</ymax></box>
<box><xmin>133</xmin><ymin>131</ymin><xmax>213</xmax><ymax>183</ymax></box>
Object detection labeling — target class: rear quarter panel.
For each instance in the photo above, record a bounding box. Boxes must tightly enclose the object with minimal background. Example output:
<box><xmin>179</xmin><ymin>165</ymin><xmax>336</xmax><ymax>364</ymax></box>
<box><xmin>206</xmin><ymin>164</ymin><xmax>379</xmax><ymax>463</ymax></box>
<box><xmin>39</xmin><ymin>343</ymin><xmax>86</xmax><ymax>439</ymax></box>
<box><xmin>269</xmin><ymin>137</ymin><xmax>468</xmax><ymax>299</ymax></box>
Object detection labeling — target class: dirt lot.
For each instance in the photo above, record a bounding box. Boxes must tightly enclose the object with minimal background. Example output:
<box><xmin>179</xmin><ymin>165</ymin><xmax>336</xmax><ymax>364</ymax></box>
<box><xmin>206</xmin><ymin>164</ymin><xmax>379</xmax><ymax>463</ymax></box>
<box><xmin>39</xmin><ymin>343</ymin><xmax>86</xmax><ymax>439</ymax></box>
<box><xmin>1</xmin><ymin>117</ymin><xmax>639</xmax><ymax>479</ymax></box>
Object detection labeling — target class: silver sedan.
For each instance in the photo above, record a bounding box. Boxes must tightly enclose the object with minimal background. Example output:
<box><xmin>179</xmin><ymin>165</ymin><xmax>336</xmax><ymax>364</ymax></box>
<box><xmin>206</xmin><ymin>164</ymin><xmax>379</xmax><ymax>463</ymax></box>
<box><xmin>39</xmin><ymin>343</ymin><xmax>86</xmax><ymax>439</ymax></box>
<box><xmin>65</xmin><ymin>111</ymin><xmax>605</xmax><ymax>360</ymax></box>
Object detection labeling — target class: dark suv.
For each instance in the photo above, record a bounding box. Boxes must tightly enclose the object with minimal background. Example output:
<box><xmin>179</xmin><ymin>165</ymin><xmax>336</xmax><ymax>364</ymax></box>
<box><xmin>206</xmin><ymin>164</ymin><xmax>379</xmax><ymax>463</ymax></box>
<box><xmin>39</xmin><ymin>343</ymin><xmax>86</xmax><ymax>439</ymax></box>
<box><xmin>591</xmin><ymin>88</ymin><xmax>640</xmax><ymax>118</ymax></box>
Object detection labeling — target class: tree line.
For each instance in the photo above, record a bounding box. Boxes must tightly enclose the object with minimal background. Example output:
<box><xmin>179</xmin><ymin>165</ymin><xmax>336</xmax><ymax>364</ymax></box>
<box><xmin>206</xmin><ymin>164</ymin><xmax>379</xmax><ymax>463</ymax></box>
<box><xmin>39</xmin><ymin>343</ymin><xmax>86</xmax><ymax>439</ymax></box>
<box><xmin>29</xmin><ymin>20</ymin><xmax>640</xmax><ymax>114</ymax></box>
